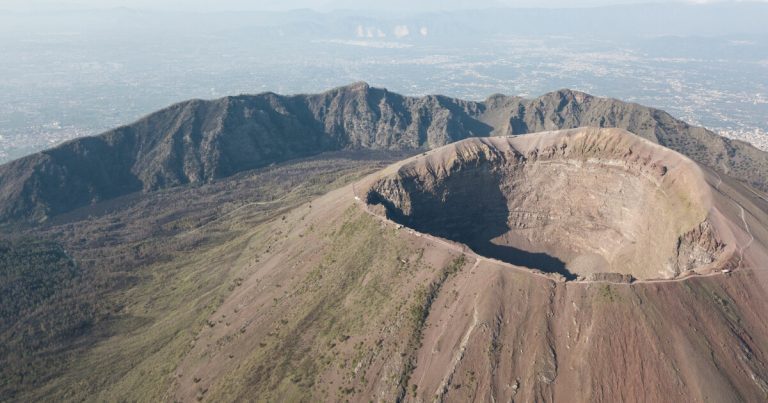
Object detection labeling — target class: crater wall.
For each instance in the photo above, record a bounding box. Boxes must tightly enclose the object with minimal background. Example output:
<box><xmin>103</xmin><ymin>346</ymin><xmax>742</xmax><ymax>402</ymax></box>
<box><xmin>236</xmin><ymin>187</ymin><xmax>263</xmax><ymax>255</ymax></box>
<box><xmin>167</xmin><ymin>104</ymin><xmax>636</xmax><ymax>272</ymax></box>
<box><xmin>366</xmin><ymin>128</ymin><xmax>731</xmax><ymax>280</ymax></box>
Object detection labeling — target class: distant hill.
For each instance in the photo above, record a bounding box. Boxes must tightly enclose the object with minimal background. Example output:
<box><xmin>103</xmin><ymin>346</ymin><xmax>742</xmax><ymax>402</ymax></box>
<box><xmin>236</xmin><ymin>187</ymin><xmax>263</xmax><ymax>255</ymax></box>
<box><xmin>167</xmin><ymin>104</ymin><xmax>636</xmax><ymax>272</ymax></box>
<box><xmin>1</xmin><ymin>82</ymin><xmax>766</xmax><ymax>223</ymax></box>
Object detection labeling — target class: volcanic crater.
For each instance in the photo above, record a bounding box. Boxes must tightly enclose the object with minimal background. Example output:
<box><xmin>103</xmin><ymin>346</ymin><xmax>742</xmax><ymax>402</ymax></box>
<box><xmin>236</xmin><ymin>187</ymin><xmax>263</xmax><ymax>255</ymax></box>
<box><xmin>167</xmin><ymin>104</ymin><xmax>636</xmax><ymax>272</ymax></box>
<box><xmin>365</xmin><ymin>128</ymin><xmax>734</xmax><ymax>281</ymax></box>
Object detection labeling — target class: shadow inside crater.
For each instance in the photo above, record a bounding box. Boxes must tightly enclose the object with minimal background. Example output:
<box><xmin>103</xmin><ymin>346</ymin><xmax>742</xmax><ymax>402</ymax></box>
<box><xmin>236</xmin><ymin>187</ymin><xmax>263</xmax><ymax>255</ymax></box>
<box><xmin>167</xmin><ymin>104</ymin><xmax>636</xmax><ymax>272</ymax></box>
<box><xmin>367</xmin><ymin>164</ymin><xmax>575</xmax><ymax>280</ymax></box>
<box><xmin>469</xmin><ymin>240</ymin><xmax>574</xmax><ymax>280</ymax></box>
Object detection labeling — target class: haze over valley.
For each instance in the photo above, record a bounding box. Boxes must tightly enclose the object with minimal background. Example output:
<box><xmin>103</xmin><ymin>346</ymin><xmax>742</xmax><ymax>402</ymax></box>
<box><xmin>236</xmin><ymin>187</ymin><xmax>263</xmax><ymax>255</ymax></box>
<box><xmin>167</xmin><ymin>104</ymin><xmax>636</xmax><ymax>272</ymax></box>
<box><xmin>2</xmin><ymin>2</ymin><xmax>768</xmax><ymax>402</ymax></box>
<box><xmin>1</xmin><ymin>2</ymin><xmax>767</xmax><ymax>162</ymax></box>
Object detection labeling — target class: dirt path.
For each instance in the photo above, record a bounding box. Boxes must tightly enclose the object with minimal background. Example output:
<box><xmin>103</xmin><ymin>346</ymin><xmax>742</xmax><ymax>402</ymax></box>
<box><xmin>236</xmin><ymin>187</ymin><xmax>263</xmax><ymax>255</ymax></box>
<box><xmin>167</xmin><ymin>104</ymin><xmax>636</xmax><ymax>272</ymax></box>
<box><xmin>433</xmin><ymin>300</ymin><xmax>479</xmax><ymax>402</ymax></box>
<box><xmin>711</xmin><ymin>169</ymin><xmax>756</xmax><ymax>271</ymax></box>
<box><xmin>746</xmin><ymin>186</ymin><xmax>768</xmax><ymax>204</ymax></box>
<box><xmin>735</xmin><ymin>205</ymin><xmax>755</xmax><ymax>270</ymax></box>
<box><xmin>182</xmin><ymin>192</ymin><xmax>298</xmax><ymax>237</ymax></box>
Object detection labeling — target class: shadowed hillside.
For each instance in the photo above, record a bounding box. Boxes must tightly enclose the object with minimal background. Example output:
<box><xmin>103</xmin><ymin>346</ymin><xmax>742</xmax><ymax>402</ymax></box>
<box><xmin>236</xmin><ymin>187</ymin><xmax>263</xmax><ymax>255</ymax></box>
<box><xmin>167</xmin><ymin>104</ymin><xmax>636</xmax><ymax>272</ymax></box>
<box><xmin>1</xmin><ymin>83</ymin><xmax>766</xmax><ymax>223</ymax></box>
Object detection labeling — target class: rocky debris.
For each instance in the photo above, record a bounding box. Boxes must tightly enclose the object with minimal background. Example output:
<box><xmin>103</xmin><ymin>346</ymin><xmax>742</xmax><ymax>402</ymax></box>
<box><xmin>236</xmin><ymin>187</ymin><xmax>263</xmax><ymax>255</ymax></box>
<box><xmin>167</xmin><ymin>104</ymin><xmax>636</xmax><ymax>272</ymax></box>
<box><xmin>584</xmin><ymin>273</ymin><xmax>635</xmax><ymax>283</ymax></box>
<box><xmin>668</xmin><ymin>221</ymin><xmax>726</xmax><ymax>276</ymax></box>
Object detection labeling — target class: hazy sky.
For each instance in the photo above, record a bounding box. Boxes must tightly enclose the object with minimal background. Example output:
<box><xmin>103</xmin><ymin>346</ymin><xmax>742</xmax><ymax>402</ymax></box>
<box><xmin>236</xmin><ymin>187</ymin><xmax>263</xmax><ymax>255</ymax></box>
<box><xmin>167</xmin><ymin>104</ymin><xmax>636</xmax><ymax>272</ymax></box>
<box><xmin>3</xmin><ymin>0</ymin><xmax>762</xmax><ymax>12</ymax></box>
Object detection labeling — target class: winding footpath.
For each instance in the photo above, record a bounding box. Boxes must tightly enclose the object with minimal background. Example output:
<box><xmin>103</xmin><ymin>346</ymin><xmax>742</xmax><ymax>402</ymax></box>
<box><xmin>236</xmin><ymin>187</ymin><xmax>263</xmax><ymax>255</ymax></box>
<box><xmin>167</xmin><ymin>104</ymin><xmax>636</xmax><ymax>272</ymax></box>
<box><xmin>712</xmin><ymin>169</ymin><xmax>757</xmax><ymax>272</ymax></box>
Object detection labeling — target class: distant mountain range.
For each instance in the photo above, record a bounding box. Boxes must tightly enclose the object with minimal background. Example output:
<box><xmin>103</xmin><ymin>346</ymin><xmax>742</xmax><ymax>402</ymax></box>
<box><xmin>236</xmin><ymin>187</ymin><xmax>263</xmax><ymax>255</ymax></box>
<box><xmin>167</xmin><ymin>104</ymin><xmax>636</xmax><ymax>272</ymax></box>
<box><xmin>1</xmin><ymin>81</ymin><xmax>766</xmax><ymax>223</ymax></box>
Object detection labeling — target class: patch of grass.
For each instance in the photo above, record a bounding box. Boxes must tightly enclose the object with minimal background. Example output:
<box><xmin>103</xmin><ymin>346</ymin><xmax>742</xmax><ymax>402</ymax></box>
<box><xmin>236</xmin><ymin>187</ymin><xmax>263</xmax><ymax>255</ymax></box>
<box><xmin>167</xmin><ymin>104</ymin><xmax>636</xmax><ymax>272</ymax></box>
<box><xmin>397</xmin><ymin>255</ymin><xmax>467</xmax><ymax>401</ymax></box>
<box><xmin>599</xmin><ymin>284</ymin><xmax>618</xmax><ymax>303</ymax></box>
<box><xmin>207</xmin><ymin>209</ymin><xmax>418</xmax><ymax>401</ymax></box>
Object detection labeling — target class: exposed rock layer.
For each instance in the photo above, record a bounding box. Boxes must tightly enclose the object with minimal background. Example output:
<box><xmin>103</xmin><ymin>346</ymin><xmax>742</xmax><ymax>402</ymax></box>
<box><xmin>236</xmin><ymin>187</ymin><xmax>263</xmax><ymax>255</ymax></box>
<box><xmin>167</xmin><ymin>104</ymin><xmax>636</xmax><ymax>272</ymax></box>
<box><xmin>366</xmin><ymin>128</ymin><xmax>735</xmax><ymax>280</ymax></box>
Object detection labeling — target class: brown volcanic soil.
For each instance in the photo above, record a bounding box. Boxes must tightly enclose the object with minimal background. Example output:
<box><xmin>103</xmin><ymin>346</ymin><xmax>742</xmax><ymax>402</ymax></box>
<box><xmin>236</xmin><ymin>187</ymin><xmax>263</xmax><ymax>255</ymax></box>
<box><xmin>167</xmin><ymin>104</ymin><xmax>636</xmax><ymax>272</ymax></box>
<box><xmin>169</xmin><ymin>129</ymin><xmax>768</xmax><ymax>402</ymax></box>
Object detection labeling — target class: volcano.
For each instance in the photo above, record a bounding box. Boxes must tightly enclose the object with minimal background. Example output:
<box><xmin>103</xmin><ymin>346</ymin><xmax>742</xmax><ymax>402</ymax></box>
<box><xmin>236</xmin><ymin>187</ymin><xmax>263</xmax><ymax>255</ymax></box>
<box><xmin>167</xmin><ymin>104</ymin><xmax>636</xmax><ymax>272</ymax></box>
<box><xmin>170</xmin><ymin>128</ymin><xmax>768</xmax><ymax>402</ymax></box>
<box><xmin>364</xmin><ymin>128</ymin><xmax>755</xmax><ymax>282</ymax></box>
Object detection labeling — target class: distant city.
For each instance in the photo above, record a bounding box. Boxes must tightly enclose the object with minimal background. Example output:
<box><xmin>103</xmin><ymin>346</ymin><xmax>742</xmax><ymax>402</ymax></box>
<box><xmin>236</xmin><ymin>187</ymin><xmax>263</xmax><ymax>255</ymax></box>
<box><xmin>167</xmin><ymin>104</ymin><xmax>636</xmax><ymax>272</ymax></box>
<box><xmin>1</xmin><ymin>5</ymin><xmax>766</xmax><ymax>162</ymax></box>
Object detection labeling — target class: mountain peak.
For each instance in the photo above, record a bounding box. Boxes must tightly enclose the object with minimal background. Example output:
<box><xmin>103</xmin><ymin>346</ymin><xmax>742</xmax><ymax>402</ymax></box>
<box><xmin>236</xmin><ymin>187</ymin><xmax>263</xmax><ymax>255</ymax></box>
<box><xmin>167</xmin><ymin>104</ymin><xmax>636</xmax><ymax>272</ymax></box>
<box><xmin>336</xmin><ymin>81</ymin><xmax>372</xmax><ymax>93</ymax></box>
<box><xmin>546</xmin><ymin>88</ymin><xmax>593</xmax><ymax>103</ymax></box>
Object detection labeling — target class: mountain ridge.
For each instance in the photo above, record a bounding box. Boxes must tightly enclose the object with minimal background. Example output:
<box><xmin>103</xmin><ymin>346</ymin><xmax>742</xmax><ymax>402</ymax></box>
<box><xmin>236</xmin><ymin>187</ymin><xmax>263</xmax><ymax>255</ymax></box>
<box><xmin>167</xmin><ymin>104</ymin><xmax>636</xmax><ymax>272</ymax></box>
<box><xmin>1</xmin><ymin>82</ymin><xmax>766</xmax><ymax>223</ymax></box>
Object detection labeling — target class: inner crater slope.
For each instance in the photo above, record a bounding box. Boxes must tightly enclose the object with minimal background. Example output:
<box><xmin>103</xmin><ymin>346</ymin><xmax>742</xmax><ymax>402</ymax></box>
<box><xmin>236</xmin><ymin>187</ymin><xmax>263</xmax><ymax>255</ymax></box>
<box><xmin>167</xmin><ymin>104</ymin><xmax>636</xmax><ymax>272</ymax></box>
<box><xmin>364</xmin><ymin>127</ymin><xmax>740</xmax><ymax>281</ymax></box>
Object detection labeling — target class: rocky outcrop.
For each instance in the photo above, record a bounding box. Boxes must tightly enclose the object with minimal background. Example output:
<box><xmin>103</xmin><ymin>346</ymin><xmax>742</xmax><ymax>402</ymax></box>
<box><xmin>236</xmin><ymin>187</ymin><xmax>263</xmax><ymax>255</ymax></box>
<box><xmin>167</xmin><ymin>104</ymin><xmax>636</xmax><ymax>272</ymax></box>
<box><xmin>668</xmin><ymin>221</ymin><xmax>727</xmax><ymax>276</ymax></box>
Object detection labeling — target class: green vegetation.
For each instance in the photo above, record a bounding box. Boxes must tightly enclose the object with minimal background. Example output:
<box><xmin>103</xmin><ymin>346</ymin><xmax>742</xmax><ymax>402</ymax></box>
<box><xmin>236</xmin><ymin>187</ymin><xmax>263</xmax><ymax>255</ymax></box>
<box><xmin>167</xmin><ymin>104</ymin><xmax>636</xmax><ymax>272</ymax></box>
<box><xmin>598</xmin><ymin>284</ymin><xmax>619</xmax><ymax>303</ymax></box>
<box><xmin>399</xmin><ymin>254</ymin><xmax>467</xmax><ymax>400</ymax></box>
<box><xmin>208</xmin><ymin>207</ymin><xmax>418</xmax><ymax>401</ymax></box>
<box><xmin>409</xmin><ymin>255</ymin><xmax>466</xmax><ymax>326</ymax></box>
<box><xmin>0</xmin><ymin>238</ymin><xmax>82</xmax><ymax>330</ymax></box>
<box><xmin>0</xmin><ymin>238</ymin><xmax>101</xmax><ymax>401</ymax></box>
<box><xmin>0</xmin><ymin>152</ymin><xmax>403</xmax><ymax>401</ymax></box>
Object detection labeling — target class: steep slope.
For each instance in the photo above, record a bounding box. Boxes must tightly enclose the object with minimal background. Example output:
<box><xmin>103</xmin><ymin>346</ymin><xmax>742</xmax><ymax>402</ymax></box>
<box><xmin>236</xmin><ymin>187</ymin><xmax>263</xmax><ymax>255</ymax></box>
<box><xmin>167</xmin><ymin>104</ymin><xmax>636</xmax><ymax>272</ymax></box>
<box><xmin>1</xmin><ymin>130</ymin><xmax>766</xmax><ymax>402</ymax></box>
<box><xmin>482</xmin><ymin>89</ymin><xmax>768</xmax><ymax>193</ymax></box>
<box><xmin>0</xmin><ymin>150</ymin><xmax>406</xmax><ymax>402</ymax></box>
<box><xmin>168</xmin><ymin>130</ymin><xmax>768</xmax><ymax>402</ymax></box>
<box><xmin>1</xmin><ymin>83</ymin><xmax>766</xmax><ymax>224</ymax></box>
